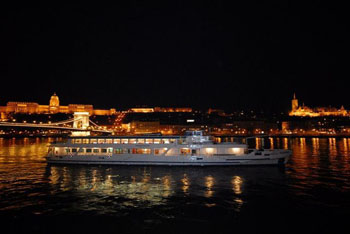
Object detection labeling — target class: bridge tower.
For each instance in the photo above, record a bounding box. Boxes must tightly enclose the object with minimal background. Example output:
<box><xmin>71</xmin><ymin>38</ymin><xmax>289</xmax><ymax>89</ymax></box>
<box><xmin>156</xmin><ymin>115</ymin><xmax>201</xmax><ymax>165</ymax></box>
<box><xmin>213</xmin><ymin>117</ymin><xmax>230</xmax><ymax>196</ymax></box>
<box><xmin>71</xmin><ymin>112</ymin><xmax>90</xmax><ymax>136</ymax></box>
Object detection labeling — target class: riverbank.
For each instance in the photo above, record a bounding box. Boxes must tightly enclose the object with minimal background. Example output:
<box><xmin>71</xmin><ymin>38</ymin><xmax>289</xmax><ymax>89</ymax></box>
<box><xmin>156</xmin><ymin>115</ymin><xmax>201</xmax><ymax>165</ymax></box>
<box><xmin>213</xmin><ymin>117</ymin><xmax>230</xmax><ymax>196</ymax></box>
<box><xmin>2</xmin><ymin>133</ymin><xmax>350</xmax><ymax>139</ymax></box>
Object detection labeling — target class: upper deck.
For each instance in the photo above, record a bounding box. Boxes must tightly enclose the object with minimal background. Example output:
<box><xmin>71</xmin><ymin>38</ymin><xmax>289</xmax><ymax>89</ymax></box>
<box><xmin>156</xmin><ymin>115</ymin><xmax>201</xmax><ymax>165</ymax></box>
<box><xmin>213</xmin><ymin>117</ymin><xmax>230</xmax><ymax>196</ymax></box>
<box><xmin>53</xmin><ymin>130</ymin><xmax>214</xmax><ymax>145</ymax></box>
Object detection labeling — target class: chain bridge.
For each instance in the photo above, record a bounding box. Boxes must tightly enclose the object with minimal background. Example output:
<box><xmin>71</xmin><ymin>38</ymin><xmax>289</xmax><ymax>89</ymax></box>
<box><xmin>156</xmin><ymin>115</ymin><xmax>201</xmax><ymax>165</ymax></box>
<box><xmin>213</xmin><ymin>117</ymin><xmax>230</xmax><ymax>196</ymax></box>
<box><xmin>0</xmin><ymin>112</ymin><xmax>112</xmax><ymax>135</ymax></box>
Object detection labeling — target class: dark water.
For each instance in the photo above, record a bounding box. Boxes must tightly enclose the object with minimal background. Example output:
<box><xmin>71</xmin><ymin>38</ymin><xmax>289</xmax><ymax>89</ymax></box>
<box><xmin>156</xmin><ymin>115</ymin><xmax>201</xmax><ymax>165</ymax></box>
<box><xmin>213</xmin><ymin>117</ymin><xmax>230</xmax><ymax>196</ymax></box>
<box><xmin>0</xmin><ymin>137</ymin><xmax>350</xmax><ymax>234</ymax></box>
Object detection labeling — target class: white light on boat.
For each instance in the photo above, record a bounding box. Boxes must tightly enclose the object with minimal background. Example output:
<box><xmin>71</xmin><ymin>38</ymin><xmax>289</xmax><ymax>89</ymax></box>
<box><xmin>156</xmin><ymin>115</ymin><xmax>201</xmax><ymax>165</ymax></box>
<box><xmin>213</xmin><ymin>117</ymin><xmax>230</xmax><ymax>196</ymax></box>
<box><xmin>186</xmin><ymin>119</ymin><xmax>195</xmax><ymax>123</ymax></box>
<box><xmin>206</xmin><ymin>148</ymin><xmax>214</xmax><ymax>154</ymax></box>
<box><xmin>232</xmin><ymin>148</ymin><xmax>241</xmax><ymax>154</ymax></box>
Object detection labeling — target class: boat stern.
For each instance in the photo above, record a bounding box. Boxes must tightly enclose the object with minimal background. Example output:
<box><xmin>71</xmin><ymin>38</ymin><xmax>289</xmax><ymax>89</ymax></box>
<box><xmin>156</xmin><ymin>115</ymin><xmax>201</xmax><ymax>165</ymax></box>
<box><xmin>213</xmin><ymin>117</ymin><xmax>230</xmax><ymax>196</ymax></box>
<box><xmin>277</xmin><ymin>149</ymin><xmax>292</xmax><ymax>165</ymax></box>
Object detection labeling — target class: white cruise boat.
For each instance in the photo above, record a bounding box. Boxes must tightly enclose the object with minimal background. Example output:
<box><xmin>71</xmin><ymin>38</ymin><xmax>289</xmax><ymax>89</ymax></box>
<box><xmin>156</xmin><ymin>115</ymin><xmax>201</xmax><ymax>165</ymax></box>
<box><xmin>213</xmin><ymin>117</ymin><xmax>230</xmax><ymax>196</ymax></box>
<box><xmin>46</xmin><ymin>131</ymin><xmax>291</xmax><ymax>166</ymax></box>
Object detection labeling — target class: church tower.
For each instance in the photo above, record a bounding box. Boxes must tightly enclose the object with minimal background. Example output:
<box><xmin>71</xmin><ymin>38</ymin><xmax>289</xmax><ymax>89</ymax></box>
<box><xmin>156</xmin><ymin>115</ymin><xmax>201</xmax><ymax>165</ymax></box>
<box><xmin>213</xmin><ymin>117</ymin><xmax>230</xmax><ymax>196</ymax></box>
<box><xmin>291</xmin><ymin>93</ymin><xmax>298</xmax><ymax>112</ymax></box>
<box><xmin>49</xmin><ymin>93</ymin><xmax>60</xmax><ymax>113</ymax></box>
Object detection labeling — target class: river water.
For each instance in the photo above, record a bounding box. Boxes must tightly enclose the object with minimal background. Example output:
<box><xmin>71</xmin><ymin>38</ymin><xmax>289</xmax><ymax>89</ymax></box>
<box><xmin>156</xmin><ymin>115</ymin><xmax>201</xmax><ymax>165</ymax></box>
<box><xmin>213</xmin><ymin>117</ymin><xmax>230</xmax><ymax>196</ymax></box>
<box><xmin>0</xmin><ymin>137</ymin><xmax>349</xmax><ymax>234</ymax></box>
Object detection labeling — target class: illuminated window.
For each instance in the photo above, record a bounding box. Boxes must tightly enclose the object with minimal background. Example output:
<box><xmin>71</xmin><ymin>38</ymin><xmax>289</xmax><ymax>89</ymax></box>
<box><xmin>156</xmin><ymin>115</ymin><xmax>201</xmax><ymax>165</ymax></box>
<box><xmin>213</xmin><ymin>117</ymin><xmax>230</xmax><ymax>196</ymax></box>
<box><xmin>180</xmin><ymin>148</ymin><xmax>191</xmax><ymax>155</ymax></box>
<box><xmin>205</xmin><ymin>148</ymin><xmax>214</xmax><ymax>154</ymax></box>
<box><xmin>74</xmin><ymin>139</ymin><xmax>82</xmax><ymax>144</ymax></box>
<box><xmin>121</xmin><ymin>139</ymin><xmax>128</xmax><ymax>144</ymax></box>
<box><xmin>106</xmin><ymin>139</ymin><xmax>113</xmax><ymax>144</ymax></box>
<box><xmin>82</xmin><ymin>139</ymin><xmax>89</xmax><ymax>144</ymax></box>
<box><xmin>145</xmin><ymin>139</ymin><xmax>153</xmax><ymax>144</ymax></box>
<box><xmin>154</xmin><ymin>139</ymin><xmax>160</xmax><ymax>144</ymax></box>
<box><xmin>90</xmin><ymin>139</ymin><xmax>97</xmax><ymax>144</ymax></box>
<box><xmin>162</xmin><ymin>139</ymin><xmax>170</xmax><ymax>144</ymax></box>
<box><xmin>143</xmin><ymin>149</ymin><xmax>151</xmax><ymax>154</ymax></box>
<box><xmin>113</xmin><ymin>139</ymin><xmax>121</xmax><ymax>144</ymax></box>
<box><xmin>65</xmin><ymin>148</ymin><xmax>70</xmax><ymax>153</ymax></box>
<box><xmin>134</xmin><ymin>148</ymin><xmax>151</xmax><ymax>154</ymax></box>
<box><xmin>137</xmin><ymin>139</ymin><xmax>145</xmax><ymax>144</ymax></box>
<box><xmin>129</xmin><ymin>139</ymin><xmax>136</xmax><ymax>144</ymax></box>
<box><xmin>114</xmin><ymin>148</ymin><xmax>123</xmax><ymax>154</ymax></box>
<box><xmin>98</xmin><ymin>139</ymin><xmax>105</xmax><ymax>144</ymax></box>
<box><xmin>178</xmin><ymin>138</ymin><xmax>183</xmax><ymax>144</ymax></box>
<box><xmin>154</xmin><ymin>149</ymin><xmax>159</xmax><ymax>154</ymax></box>
<box><xmin>231</xmin><ymin>148</ymin><xmax>242</xmax><ymax>155</ymax></box>
<box><xmin>170</xmin><ymin>139</ymin><xmax>176</xmax><ymax>143</ymax></box>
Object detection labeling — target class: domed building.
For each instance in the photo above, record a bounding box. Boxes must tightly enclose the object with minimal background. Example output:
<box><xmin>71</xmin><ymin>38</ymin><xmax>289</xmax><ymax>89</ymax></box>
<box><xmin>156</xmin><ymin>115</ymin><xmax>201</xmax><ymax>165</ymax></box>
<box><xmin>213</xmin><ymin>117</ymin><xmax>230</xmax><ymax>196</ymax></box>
<box><xmin>50</xmin><ymin>93</ymin><xmax>60</xmax><ymax>107</ymax></box>
<box><xmin>49</xmin><ymin>93</ymin><xmax>60</xmax><ymax>113</ymax></box>
<box><xmin>0</xmin><ymin>93</ymin><xmax>116</xmax><ymax>116</ymax></box>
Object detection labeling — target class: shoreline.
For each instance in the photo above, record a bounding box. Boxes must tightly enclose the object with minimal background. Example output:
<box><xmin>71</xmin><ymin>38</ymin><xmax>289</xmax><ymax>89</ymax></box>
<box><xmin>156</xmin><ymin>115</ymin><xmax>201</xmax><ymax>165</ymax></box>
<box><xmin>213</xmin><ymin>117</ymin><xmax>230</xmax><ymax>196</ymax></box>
<box><xmin>2</xmin><ymin>133</ymin><xmax>350</xmax><ymax>139</ymax></box>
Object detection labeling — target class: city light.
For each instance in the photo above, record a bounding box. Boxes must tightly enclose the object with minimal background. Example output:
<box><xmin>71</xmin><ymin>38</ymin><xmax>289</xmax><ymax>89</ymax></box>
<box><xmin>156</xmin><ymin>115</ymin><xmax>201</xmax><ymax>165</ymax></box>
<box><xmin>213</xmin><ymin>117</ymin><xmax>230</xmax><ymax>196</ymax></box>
<box><xmin>1</xmin><ymin>92</ymin><xmax>350</xmax><ymax>137</ymax></box>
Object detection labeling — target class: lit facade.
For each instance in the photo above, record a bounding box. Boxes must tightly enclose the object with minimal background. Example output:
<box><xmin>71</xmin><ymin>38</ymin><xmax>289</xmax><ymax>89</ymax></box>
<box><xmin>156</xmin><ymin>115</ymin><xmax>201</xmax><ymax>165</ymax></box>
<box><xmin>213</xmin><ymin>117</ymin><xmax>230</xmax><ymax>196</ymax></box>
<box><xmin>0</xmin><ymin>93</ymin><xmax>116</xmax><ymax>116</ymax></box>
<box><xmin>130</xmin><ymin>108</ymin><xmax>155</xmax><ymax>113</ymax></box>
<box><xmin>154</xmin><ymin>107</ymin><xmax>192</xmax><ymax>112</ymax></box>
<box><xmin>289</xmin><ymin>93</ymin><xmax>348</xmax><ymax>117</ymax></box>
<box><xmin>130</xmin><ymin>107</ymin><xmax>192</xmax><ymax>113</ymax></box>
<box><xmin>128</xmin><ymin>121</ymin><xmax>160</xmax><ymax>134</ymax></box>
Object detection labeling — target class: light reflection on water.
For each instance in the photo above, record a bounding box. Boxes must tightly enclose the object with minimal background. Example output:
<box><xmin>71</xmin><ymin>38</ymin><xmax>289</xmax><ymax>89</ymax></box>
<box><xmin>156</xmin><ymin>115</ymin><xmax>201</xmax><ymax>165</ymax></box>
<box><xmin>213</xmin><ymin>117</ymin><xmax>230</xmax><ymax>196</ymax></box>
<box><xmin>45</xmin><ymin>165</ymin><xmax>249</xmax><ymax>212</ymax></box>
<box><xmin>1</xmin><ymin>137</ymin><xmax>350</xmax><ymax>232</ymax></box>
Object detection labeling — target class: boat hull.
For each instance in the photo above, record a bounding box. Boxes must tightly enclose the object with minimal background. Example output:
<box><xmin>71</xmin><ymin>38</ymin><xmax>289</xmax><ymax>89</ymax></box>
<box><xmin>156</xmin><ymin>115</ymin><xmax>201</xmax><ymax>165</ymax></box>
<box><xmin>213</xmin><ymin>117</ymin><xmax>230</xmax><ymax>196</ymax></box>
<box><xmin>46</xmin><ymin>151</ymin><xmax>291</xmax><ymax>166</ymax></box>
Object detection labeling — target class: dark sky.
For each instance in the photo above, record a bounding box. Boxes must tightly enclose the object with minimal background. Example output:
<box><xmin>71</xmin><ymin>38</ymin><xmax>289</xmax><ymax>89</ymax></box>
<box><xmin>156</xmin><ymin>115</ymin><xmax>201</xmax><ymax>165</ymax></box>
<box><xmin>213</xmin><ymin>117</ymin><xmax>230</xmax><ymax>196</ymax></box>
<box><xmin>0</xmin><ymin>1</ymin><xmax>348</xmax><ymax>112</ymax></box>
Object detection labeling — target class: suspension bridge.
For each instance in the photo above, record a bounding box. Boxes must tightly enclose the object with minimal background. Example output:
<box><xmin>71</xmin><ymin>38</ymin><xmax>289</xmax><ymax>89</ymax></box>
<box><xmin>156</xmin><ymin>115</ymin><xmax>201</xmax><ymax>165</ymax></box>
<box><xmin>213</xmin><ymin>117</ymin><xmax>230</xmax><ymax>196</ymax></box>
<box><xmin>0</xmin><ymin>112</ymin><xmax>112</xmax><ymax>135</ymax></box>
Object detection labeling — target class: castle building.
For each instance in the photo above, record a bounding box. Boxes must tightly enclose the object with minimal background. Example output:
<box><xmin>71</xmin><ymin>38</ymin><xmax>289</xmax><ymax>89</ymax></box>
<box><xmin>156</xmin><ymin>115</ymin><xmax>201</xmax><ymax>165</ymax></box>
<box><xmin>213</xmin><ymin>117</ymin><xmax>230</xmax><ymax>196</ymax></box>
<box><xmin>153</xmin><ymin>107</ymin><xmax>192</xmax><ymax>112</ymax></box>
<box><xmin>289</xmin><ymin>93</ymin><xmax>348</xmax><ymax>117</ymax></box>
<box><xmin>0</xmin><ymin>93</ymin><xmax>116</xmax><ymax>116</ymax></box>
<box><xmin>130</xmin><ymin>107</ymin><xmax>192</xmax><ymax>113</ymax></box>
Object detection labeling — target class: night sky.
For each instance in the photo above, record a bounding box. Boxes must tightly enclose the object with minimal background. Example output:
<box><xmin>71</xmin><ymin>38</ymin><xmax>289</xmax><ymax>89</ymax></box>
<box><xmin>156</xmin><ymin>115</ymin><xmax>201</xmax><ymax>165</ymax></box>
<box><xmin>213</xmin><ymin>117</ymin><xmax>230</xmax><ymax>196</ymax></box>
<box><xmin>1</xmin><ymin>1</ymin><xmax>348</xmax><ymax>112</ymax></box>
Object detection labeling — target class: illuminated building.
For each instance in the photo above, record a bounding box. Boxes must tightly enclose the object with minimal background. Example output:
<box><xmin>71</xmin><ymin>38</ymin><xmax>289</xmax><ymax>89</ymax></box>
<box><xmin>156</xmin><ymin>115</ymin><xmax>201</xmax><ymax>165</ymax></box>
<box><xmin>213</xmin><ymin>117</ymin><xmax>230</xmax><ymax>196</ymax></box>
<box><xmin>154</xmin><ymin>107</ymin><xmax>192</xmax><ymax>112</ymax></box>
<box><xmin>291</xmin><ymin>93</ymin><xmax>298</xmax><ymax>112</ymax></box>
<box><xmin>130</xmin><ymin>108</ymin><xmax>155</xmax><ymax>113</ymax></box>
<box><xmin>130</xmin><ymin>107</ymin><xmax>192</xmax><ymax>113</ymax></box>
<box><xmin>289</xmin><ymin>93</ymin><xmax>348</xmax><ymax>117</ymax></box>
<box><xmin>208</xmin><ymin>108</ymin><xmax>225</xmax><ymax>115</ymax></box>
<box><xmin>49</xmin><ymin>93</ymin><xmax>60</xmax><ymax>113</ymax></box>
<box><xmin>123</xmin><ymin>121</ymin><xmax>161</xmax><ymax>134</ymax></box>
<box><xmin>5</xmin><ymin>102</ymin><xmax>39</xmax><ymax>113</ymax></box>
<box><xmin>0</xmin><ymin>112</ymin><xmax>6</xmax><ymax>121</ymax></box>
<box><xmin>0</xmin><ymin>93</ymin><xmax>116</xmax><ymax>116</ymax></box>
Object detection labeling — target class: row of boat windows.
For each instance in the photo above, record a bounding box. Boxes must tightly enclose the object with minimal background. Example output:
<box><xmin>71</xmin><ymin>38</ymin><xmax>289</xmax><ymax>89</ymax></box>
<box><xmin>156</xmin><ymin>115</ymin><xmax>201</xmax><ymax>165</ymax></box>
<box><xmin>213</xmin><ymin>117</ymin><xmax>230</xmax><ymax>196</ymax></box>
<box><xmin>62</xmin><ymin>148</ymin><xmax>166</xmax><ymax>155</ymax></box>
<box><xmin>71</xmin><ymin>138</ymin><xmax>178</xmax><ymax>144</ymax></box>
<box><xmin>52</xmin><ymin>147</ymin><xmax>245</xmax><ymax>155</ymax></box>
<box><xmin>55</xmin><ymin>148</ymin><xmax>194</xmax><ymax>155</ymax></box>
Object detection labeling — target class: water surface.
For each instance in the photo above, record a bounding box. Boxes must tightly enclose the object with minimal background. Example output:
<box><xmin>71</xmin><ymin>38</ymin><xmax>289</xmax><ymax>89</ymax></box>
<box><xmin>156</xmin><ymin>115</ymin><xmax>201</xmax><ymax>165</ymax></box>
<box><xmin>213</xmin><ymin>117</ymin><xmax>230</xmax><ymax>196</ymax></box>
<box><xmin>0</xmin><ymin>137</ymin><xmax>349</xmax><ymax>233</ymax></box>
